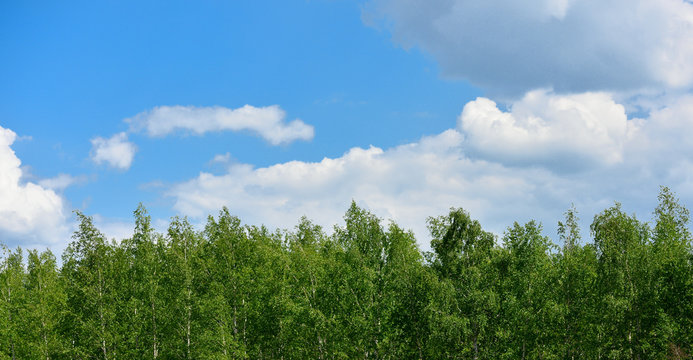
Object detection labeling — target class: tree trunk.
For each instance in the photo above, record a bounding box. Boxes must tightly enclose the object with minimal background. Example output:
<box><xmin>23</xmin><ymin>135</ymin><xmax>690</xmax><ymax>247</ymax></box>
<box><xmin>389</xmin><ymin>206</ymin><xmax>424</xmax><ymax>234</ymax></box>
<box><xmin>186</xmin><ymin>284</ymin><xmax>191</xmax><ymax>359</ymax></box>
<box><xmin>43</xmin><ymin>319</ymin><xmax>49</xmax><ymax>360</ymax></box>
<box><xmin>152</xmin><ymin>300</ymin><xmax>158</xmax><ymax>359</ymax></box>
<box><xmin>522</xmin><ymin>340</ymin><xmax>526</xmax><ymax>360</ymax></box>
<box><xmin>7</xmin><ymin>281</ymin><xmax>16</xmax><ymax>360</ymax></box>
<box><xmin>98</xmin><ymin>269</ymin><xmax>108</xmax><ymax>360</ymax></box>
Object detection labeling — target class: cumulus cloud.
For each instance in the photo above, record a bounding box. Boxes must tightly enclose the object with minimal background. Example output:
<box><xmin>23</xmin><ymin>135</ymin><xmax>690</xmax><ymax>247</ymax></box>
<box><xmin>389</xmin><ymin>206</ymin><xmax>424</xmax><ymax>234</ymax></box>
<box><xmin>90</xmin><ymin>132</ymin><xmax>137</xmax><ymax>170</ymax></box>
<box><xmin>365</xmin><ymin>0</ymin><xmax>693</xmax><ymax>96</ymax></box>
<box><xmin>459</xmin><ymin>90</ymin><xmax>638</xmax><ymax>170</ymax></box>
<box><xmin>126</xmin><ymin>105</ymin><xmax>314</xmax><ymax>145</ymax></box>
<box><xmin>0</xmin><ymin>125</ymin><xmax>70</xmax><ymax>246</ymax></box>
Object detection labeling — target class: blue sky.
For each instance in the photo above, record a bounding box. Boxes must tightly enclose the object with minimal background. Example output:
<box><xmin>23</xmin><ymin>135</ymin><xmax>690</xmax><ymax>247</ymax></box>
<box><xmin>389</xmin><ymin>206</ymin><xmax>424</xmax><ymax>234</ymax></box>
<box><xmin>3</xmin><ymin>0</ymin><xmax>693</xmax><ymax>252</ymax></box>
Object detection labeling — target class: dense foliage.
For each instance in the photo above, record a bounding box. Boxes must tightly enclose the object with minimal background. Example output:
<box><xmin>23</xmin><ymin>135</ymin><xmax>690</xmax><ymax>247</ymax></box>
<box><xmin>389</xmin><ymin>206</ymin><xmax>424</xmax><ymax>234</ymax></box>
<box><xmin>1</xmin><ymin>187</ymin><xmax>692</xmax><ymax>359</ymax></box>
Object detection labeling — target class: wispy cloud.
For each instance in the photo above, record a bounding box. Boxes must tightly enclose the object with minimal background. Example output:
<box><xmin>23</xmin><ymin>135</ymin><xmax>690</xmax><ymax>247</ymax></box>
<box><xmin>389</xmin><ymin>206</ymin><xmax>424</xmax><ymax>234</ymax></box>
<box><xmin>38</xmin><ymin>173</ymin><xmax>88</xmax><ymax>191</ymax></box>
<box><xmin>210</xmin><ymin>152</ymin><xmax>232</xmax><ymax>164</ymax></box>
<box><xmin>126</xmin><ymin>104</ymin><xmax>314</xmax><ymax>145</ymax></box>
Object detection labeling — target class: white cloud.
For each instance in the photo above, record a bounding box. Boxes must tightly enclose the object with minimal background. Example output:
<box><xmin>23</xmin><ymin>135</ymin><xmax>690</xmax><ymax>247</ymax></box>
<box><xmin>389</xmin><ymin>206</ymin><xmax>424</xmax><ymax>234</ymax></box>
<box><xmin>0</xmin><ymin>125</ymin><xmax>70</xmax><ymax>247</ymax></box>
<box><xmin>365</xmin><ymin>0</ymin><xmax>693</xmax><ymax>96</ymax></box>
<box><xmin>126</xmin><ymin>104</ymin><xmax>314</xmax><ymax>145</ymax></box>
<box><xmin>459</xmin><ymin>90</ymin><xmax>638</xmax><ymax>170</ymax></box>
<box><xmin>166</xmin><ymin>91</ymin><xmax>693</xmax><ymax>248</ymax></box>
<box><xmin>90</xmin><ymin>132</ymin><xmax>137</xmax><ymax>170</ymax></box>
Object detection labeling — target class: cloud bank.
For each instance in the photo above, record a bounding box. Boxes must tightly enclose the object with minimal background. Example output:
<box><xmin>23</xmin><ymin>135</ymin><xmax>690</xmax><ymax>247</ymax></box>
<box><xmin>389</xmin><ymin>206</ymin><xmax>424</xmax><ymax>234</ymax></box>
<box><xmin>0</xmin><ymin>125</ymin><xmax>69</xmax><ymax>246</ymax></box>
<box><xmin>365</xmin><ymin>0</ymin><xmax>693</xmax><ymax>96</ymax></box>
<box><xmin>166</xmin><ymin>91</ymin><xmax>693</xmax><ymax>243</ymax></box>
<box><xmin>170</xmin><ymin>129</ymin><xmax>536</xmax><ymax>241</ymax></box>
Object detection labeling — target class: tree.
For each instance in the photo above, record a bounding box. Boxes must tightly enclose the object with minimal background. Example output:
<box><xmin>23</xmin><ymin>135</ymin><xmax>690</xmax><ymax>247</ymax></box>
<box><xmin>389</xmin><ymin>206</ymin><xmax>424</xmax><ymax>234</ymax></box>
<box><xmin>161</xmin><ymin>216</ymin><xmax>203</xmax><ymax>359</ymax></box>
<box><xmin>555</xmin><ymin>207</ymin><xmax>599</xmax><ymax>358</ymax></box>
<box><xmin>122</xmin><ymin>204</ymin><xmax>165</xmax><ymax>359</ymax></box>
<box><xmin>379</xmin><ymin>222</ymin><xmax>434</xmax><ymax>358</ymax></box>
<box><xmin>0</xmin><ymin>246</ymin><xmax>27</xmax><ymax>360</ymax></box>
<box><xmin>61</xmin><ymin>211</ymin><xmax>116</xmax><ymax>359</ymax></box>
<box><xmin>591</xmin><ymin>203</ymin><xmax>650</xmax><ymax>358</ymax></box>
<box><xmin>427</xmin><ymin>208</ymin><xmax>498</xmax><ymax>359</ymax></box>
<box><xmin>332</xmin><ymin>202</ymin><xmax>387</xmax><ymax>358</ymax></box>
<box><xmin>198</xmin><ymin>208</ymin><xmax>252</xmax><ymax>358</ymax></box>
<box><xmin>501</xmin><ymin>221</ymin><xmax>558</xmax><ymax>359</ymax></box>
<box><xmin>26</xmin><ymin>249</ymin><xmax>65</xmax><ymax>359</ymax></box>
<box><xmin>282</xmin><ymin>217</ymin><xmax>330</xmax><ymax>358</ymax></box>
<box><xmin>651</xmin><ymin>187</ymin><xmax>693</xmax><ymax>357</ymax></box>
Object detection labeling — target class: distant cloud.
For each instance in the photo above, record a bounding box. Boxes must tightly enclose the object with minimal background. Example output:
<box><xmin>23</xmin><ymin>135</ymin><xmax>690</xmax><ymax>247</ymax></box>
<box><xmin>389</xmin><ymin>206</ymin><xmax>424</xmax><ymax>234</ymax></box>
<box><xmin>211</xmin><ymin>152</ymin><xmax>232</xmax><ymax>164</ymax></box>
<box><xmin>38</xmin><ymin>173</ymin><xmax>88</xmax><ymax>191</ymax></box>
<box><xmin>365</xmin><ymin>0</ymin><xmax>693</xmax><ymax>96</ymax></box>
<box><xmin>0</xmin><ymin>125</ymin><xmax>70</xmax><ymax>246</ymax></box>
<box><xmin>89</xmin><ymin>132</ymin><xmax>137</xmax><ymax>170</ymax></box>
<box><xmin>126</xmin><ymin>104</ymin><xmax>314</xmax><ymax>145</ymax></box>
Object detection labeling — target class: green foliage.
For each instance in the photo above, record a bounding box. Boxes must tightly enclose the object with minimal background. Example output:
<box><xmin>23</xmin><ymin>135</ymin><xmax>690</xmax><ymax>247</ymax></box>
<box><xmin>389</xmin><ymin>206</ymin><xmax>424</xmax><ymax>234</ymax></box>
<box><xmin>1</xmin><ymin>188</ymin><xmax>692</xmax><ymax>359</ymax></box>
<box><xmin>0</xmin><ymin>246</ymin><xmax>27</xmax><ymax>359</ymax></box>
<box><xmin>61</xmin><ymin>211</ymin><xmax>117</xmax><ymax>359</ymax></box>
<box><xmin>651</xmin><ymin>187</ymin><xmax>693</xmax><ymax>356</ymax></box>
<box><xmin>427</xmin><ymin>208</ymin><xmax>499</xmax><ymax>359</ymax></box>
<box><xmin>26</xmin><ymin>249</ymin><xmax>65</xmax><ymax>358</ymax></box>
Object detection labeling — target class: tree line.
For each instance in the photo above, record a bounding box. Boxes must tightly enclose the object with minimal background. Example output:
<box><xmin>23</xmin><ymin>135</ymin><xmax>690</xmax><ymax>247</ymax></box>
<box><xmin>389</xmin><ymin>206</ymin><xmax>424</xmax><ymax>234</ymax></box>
<box><xmin>1</xmin><ymin>187</ymin><xmax>692</xmax><ymax>359</ymax></box>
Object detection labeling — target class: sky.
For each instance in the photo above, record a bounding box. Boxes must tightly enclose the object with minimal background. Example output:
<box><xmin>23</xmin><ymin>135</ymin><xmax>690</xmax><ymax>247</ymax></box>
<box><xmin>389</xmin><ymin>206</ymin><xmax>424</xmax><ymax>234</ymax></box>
<box><xmin>2</xmin><ymin>0</ymin><xmax>693</xmax><ymax>253</ymax></box>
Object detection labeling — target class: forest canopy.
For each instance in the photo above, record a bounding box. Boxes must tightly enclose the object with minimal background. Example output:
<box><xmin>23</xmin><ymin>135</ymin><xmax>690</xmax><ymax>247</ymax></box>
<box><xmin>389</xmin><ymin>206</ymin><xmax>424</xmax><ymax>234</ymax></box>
<box><xmin>1</xmin><ymin>186</ymin><xmax>692</xmax><ymax>359</ymax></box>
